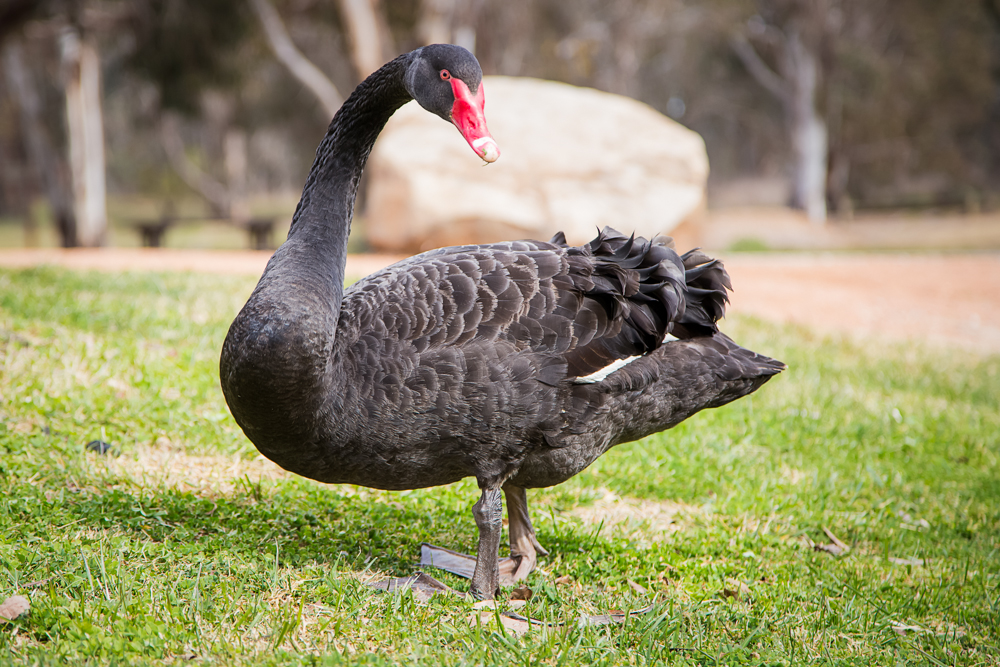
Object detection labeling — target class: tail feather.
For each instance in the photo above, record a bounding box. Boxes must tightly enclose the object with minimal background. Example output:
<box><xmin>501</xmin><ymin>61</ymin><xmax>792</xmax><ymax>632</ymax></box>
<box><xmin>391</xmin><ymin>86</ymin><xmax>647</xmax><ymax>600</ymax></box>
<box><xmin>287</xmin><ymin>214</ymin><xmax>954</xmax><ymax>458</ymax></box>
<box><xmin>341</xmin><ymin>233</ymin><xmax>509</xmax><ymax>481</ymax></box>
<box><xmin>608</xmin><ymin>331</ymin><xmax>785</xmax><ymax>446</ymax></box>
<box><xmin>561</xmin><ymin>227</ymin><xmax>687</xmax><ymax>378</ymax></box>
<box><xmin>552</xmin><ymin>226</ymin><xmax>780</xmax><ymax>387</ymax></box>
<box><xmin>672</xmin><ymin>249</ymin><xmax>731</xmax><ymax>339</ymax></box>
<box><xmin>544</xmin><ymin>228</ymin><xmax>785</xmax><ymax>447</ymax></box>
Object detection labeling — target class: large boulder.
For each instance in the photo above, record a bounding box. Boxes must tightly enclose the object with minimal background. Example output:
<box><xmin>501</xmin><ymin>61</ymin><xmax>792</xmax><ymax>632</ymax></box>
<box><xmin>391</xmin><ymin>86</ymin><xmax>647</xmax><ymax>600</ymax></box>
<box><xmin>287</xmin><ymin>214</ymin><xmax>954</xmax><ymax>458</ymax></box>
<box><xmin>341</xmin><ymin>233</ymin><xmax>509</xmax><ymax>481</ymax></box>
<box><xmin>365</xmin><ymin>76</ymin><xmax>708</xmax><ymax>253</ymax></box>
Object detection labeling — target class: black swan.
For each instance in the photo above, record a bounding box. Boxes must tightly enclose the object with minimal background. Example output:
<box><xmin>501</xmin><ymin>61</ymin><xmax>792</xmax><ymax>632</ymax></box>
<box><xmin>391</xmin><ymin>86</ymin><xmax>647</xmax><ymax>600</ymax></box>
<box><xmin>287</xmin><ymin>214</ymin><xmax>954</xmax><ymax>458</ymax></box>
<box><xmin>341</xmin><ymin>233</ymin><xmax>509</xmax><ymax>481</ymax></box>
<box><xmin>220</xmin><ymin>44</ymin><xmax>784</xmax><ymax>600</ymax></box>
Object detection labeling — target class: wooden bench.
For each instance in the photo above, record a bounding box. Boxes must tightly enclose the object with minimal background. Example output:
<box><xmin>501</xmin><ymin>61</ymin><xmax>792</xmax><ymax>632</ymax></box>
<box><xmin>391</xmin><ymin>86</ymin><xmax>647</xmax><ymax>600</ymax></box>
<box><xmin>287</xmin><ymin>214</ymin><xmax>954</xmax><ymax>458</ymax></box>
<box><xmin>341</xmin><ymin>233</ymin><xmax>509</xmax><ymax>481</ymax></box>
<box><xmin>241</xmin><ymin>217</ymin><xmax>277</xmax><ymax>250</ymax></box>
<box><xmin>127</xmin><ymin>213</ymin><xmax>280</xmax><ymax>250</ymax></box>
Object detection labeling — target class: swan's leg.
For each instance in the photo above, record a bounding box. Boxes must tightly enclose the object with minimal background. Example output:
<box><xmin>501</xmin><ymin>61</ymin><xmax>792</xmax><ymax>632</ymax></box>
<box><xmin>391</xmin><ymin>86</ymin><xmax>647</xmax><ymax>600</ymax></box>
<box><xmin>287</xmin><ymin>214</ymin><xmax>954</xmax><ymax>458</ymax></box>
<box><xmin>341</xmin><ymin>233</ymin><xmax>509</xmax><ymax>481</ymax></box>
<box><xmin>503</xmin><ymin>483</ymin><xmax>549</xmax><ymax>581</ymax></box>
<box><xmin>470</xmin><ymin>486</ymin><xmax>503</xmax><ymax>600</ymax></box>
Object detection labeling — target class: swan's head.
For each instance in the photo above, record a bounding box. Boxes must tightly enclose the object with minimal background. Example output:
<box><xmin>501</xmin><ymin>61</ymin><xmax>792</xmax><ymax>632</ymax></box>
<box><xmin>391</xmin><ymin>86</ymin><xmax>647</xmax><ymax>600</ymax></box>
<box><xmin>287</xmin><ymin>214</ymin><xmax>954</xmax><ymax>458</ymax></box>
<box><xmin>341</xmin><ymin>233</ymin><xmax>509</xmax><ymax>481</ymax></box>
<box><xmin>405</xmin><ymin>44</ymin><xmax>500</xmax><ymax>163</ymax></box>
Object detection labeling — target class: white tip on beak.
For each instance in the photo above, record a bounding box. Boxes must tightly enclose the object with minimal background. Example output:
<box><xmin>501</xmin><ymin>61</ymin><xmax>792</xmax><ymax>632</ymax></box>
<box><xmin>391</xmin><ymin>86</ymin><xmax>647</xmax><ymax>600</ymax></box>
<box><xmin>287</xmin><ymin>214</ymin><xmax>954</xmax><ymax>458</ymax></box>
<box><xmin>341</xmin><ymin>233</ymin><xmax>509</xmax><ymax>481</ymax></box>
<box><xmin>472</xmin><ymin>136</ymin><xmax>500</xmax><ymax>163</ymax></box>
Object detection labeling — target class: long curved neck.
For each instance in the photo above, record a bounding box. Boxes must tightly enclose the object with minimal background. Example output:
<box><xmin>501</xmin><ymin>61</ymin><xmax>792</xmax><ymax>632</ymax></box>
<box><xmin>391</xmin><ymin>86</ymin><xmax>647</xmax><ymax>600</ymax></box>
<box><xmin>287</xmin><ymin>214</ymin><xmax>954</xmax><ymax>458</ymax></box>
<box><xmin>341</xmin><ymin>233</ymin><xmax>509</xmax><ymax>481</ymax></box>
<box><xmin>274</xmin><ymin>53</ymin><xmax>414</xmax><ymax>311</ymax></box>
<box><xmin>221</xmin><ymin>54</ymin><xmax>415</xmax><ymax>464</ymax></box>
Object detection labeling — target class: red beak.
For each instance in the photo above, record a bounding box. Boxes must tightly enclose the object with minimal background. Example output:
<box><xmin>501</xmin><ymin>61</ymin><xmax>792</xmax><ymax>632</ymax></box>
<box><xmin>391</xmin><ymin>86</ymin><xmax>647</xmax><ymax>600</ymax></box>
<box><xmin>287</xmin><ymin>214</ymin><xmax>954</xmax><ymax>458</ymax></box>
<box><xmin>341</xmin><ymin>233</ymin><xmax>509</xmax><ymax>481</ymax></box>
<box><xmin>449</xmin><ymin>78</ymin><xmax>500</xmax><ymax>163</ymax></box>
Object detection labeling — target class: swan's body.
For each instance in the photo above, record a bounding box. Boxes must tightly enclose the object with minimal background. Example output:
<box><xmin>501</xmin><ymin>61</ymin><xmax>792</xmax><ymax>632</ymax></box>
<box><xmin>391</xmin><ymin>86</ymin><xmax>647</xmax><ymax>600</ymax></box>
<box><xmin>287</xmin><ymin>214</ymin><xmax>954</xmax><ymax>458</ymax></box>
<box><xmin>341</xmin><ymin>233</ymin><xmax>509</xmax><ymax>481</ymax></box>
<box><xmin>220</xmin><ymin>45</ymin><xmax>784</xmax><ymax>599</ymax></box>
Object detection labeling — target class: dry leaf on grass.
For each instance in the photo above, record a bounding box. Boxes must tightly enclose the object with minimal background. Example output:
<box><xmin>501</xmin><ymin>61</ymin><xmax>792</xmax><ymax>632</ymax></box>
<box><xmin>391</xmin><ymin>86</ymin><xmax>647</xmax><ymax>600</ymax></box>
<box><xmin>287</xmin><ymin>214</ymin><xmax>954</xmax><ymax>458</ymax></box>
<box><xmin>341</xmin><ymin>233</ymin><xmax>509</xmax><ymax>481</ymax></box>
<box><xmin>814</xmin><ymin>526</ymin><xmax>850</xmax><ymax>556</ymax></box>
<box><xmin>467</xmin><ymin>610</ymin><xmax>532</xmax><ymax>636</ymax></box>
<box><xmin>472</xmin><ymin>599</ymin><xmax>527</xmax><ymax>611</ymax></box>
<box><xmin>554</xmin><ymin>575</ymin><xmax>573</xmax><ymax>586</ymax></box>
<box><xmin>813</xmin><ymin>542</ymin><xmax>846</xmax><ymax>556</ymax></box>
<box><xmin>889</xmin><ymin>621</ymin><xmax>967</xmax><ymax>638</ymax></box>
<box><xmin>472</xmin><ymin>600</ymin><xmax>501</xmax><ymax>610</ymax></box>
<box><xmin>367</xmin><ymin>572</ymin><xmax>456</xmax><ymax>603</ymax></box>
<box><xmin>578</xmin><ymin>603</ymin><xmax>656</xmax><ymax>626</ymax></box>
<box><xmin>889</xmin><ymin>557</ymin><xmax>925</xmax><ymax>567</ymax></box>
<box><xmin>0</xmin><ymin>595</ymin><xmax>30</xmax><ymax>621</ymax></box>
<box><xmin>823</xmin><ymin>526</ymin><xmax>850</xmax><ymax>550</ymax></box>
<box><xmin>890</xmin><ymin>622</ymin><xmax>926</xmax><ymax>636</ymax></box>
<box><xmin>468</xmin><ymin>603</ymin><xmax>658</xmax><ymax>632</ymax></box>
<box><xmin>510</xmin><ymin>585</ymin><xmax>533</xmax><ymax>601</ymax></box>
<box><xmin>627</xmin><ymin>579</ymin><xmax>648</xmax><ymax>594</ymax></box>
<box><xmin>722</xmin><ymin>578</ymin><xmax>751</xmax><ymax>599</ymax></box>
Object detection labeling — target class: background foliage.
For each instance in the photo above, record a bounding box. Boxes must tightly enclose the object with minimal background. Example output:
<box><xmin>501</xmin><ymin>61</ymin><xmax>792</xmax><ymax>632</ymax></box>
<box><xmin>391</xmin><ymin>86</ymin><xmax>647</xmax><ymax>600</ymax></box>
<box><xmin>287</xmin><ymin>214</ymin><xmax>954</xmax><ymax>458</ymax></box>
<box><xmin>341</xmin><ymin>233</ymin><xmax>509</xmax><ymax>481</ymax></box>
<box><xmin>1</xmin><ymin>0</ymin><xmax>998</xmax><ymax>220</ymax></box>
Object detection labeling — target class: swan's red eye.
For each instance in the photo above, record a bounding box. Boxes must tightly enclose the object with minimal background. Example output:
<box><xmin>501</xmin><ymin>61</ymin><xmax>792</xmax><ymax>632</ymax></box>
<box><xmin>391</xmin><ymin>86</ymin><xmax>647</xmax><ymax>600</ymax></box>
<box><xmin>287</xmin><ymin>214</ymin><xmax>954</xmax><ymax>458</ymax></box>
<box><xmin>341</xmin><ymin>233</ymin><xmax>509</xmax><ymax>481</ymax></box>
<box><xmin>440</xmin><ymin>69</ymin><xmax>451</xmax><ymax>80</ymax></box>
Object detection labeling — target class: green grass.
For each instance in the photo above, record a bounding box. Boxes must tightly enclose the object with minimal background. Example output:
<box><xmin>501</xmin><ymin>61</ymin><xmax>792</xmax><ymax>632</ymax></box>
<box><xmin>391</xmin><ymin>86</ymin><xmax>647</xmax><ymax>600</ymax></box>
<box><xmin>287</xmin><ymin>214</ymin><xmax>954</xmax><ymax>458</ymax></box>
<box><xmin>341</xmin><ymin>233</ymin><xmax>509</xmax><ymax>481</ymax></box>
<box><xmin>1</xmin><ymin>266</ymin><xmax>998</xmax><ymax>665</ymax></box>
<box><xmin>726</xmin><ymin>238</ymin><xmax>772</xmax><ymax>253</ymax></box>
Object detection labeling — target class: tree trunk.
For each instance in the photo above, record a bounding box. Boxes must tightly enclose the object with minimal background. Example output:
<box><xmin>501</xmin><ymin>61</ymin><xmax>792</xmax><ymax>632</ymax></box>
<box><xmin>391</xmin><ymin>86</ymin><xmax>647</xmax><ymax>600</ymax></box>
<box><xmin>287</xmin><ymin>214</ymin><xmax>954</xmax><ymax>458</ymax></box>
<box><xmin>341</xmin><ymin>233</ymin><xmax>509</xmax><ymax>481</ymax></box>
<box><xmin>418</xmin><ymin>0</ymin><xmax>454</xmax><ymax>45</ymax></box>
<box><xmin>732</xmin><ymin>25</ymin><xmax>828</xmax><ymax>224</ymax></box>
<box><xmin>782</xmin><ymin>29</ymin><xmax>827</xmax><ymax>223</ymax></box>
<box><xmin>338</xmin><ymin>0</ymin><xmax>394</xmax><ymax>79</ymax></box>
<box><xmin>159</xmin><ymin>113</ymin><xmax>230</xmax><ymax>217</ymax></box>
<box><xmin>225</xmin><ymin>128</ymin><xmax>250</xmax><ymax>225</ymax></box>
<box><xmin>250</xmin><ymin>0</ymin><xmax>342</xmax><ymax>119</ymax></box>
<box><xmin>60</xmin><ymin>27</ymin><xmax>107</xmax><ymax>247</ymax></box>
<box><xmin>3</xmin><ymin>39</ymin><xmax>76</xmax><ymax>246</ymax></box>
<box><xmin>417</xmin><ymin>0</ymin><xmax>476</xmax><ymax>55</ymax></box>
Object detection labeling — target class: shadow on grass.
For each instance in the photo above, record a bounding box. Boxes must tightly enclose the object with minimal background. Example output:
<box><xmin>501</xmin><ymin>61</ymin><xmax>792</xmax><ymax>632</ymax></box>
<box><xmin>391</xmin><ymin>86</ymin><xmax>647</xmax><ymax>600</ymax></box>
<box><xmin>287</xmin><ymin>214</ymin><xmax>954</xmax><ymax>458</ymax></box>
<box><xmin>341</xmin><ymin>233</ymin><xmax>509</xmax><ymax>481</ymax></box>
<box><xmin>56</xmin><ymin>479</ymin><xmax>601</xmax><ymax>578</ymax></box>
<box><xmin>49</xmin><ymin>465</ymin><xmax>640</xmax><ymax>588</ymax></box>
<box><xmin>59</xmin><ymin>482</ymin><xmax>479</xmax><ymax>575</ymax></box>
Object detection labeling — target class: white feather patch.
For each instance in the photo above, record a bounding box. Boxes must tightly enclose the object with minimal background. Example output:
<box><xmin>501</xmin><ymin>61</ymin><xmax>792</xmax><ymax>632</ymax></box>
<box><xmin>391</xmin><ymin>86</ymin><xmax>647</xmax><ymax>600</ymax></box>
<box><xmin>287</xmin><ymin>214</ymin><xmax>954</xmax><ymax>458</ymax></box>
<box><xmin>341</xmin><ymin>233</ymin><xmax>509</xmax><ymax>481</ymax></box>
<box><xmin>663</xmin><ymin>333</ymin><xmax>679</xmax><ymax>343</ymax></box>
<box><xmin>572</xmin><ymin>355</ymin><xmax>641</xmax><ymax>384</ymax></box>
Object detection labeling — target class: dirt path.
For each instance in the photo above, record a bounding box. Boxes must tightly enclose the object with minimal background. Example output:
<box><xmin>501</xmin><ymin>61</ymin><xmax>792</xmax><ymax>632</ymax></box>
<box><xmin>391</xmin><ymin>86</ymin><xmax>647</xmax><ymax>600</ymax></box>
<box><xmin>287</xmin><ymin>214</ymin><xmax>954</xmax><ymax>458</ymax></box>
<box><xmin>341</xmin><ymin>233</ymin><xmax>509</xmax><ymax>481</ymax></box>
<box><xmin>720</xmin><ymin>253</ymin><xmax>1000</xmax><ymax>354</ymax></box>
<box><xmin>3</xmin><ymin>247</ymin><xmax>998</xmax><ymax>355</ymax></box>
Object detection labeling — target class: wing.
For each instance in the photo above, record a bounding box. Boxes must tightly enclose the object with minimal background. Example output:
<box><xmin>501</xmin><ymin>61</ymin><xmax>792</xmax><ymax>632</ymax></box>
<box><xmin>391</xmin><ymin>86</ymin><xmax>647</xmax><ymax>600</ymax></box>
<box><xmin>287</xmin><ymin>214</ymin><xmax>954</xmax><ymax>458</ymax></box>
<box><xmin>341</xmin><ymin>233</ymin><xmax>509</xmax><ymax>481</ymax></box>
<box><xmin>336</xmin><ymin>228</ymin><xmax>731</xmax><ymax>447</ymax></box>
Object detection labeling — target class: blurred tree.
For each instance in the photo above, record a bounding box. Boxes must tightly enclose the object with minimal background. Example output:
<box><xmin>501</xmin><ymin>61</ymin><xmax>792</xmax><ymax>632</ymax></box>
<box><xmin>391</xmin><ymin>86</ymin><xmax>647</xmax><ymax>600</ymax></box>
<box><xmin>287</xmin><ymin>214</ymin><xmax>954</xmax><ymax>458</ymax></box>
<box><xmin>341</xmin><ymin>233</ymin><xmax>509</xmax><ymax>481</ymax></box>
<box><xmin>339</xmin><ymin>0</ymin><xmax>396</xmax><ymax>79</ymax></box>
<box><xmin>726</xmin><ymin>0</ymin><xmax>997</xmax><ymax>217</ymax></box>
<box><xmin>61</xmin><ymin>21</ymin><xmax>107</xmax><ymax>245</ymax></box>
<box><xmin>250</xmin><ymin>0</ymin><xmax>342</xmax><ymax>119</ymax></box>
<box><xmin>730</xmin><ymin>1</ymin><xmax>830</xmax><ymax>222</ymax></box>
<box><xmin>0</xmin><ymin>0</ymin><xmax>255</xmax><ymax>243</ymax></box>
<box><xmin>125</xmin><ymin>0</ymin><xmax>252</xmax><ymax>115</ymax></box>
<box><xmin>141</xmin><ymin>0</ymin><xmax>1000</xmax><ymax>215</ymax></box>
<box><xmin>2</xmin><ymin>0</ymin><xmax>997</xmax><ymax>245</ymax></box>
<box><xmin>126</xmin><ymin>0</ymin><xmax>255</xmax><ymax>221</ymax></box>
<box><xmin>417</xmin><ymin>0</ymin><xmax>452</xmax><ymax>45</ymax></box>
<box><xmin>984</xmin><ymin>0</ymin><xmax>1000</xmax><ymax>195</ymax></box>
<box><xmin>826</xmin><ymin>0</ymin><xmax>995</xmax><ymax>210</ymax></box>
<box><xmin>416</xmin><ymin>0</ymin><xmax>476</xmax><ymax>53</ymax></box>
<box><xmin>463</xmin><ymin>0</ymin><xmax>1000</xmax><ymax>213</ymax></box>
<box><xmin>3</xmin><ymin>38</ymin><xmax>75</xmax><ymax>245</ymax></box>
<box><xmin>0</xmin><ymin>0</ymin><xmax>62</xmax><ymax>42</ymax></box>
<box><xmin>0</xmin><ymin>1</ymin><xmax>118</xmax><ymax>247</ymax></box>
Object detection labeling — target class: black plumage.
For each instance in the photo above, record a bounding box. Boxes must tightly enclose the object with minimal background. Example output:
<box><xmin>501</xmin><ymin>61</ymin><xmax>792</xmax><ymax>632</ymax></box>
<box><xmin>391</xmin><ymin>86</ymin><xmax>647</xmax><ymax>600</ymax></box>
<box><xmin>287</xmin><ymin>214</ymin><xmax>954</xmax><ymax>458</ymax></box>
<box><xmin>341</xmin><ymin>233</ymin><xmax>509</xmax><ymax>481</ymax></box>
<box><xmin>220</xmin><ymin>45</ymin><xmax>784</xmax><ymax>600</ymax></box>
